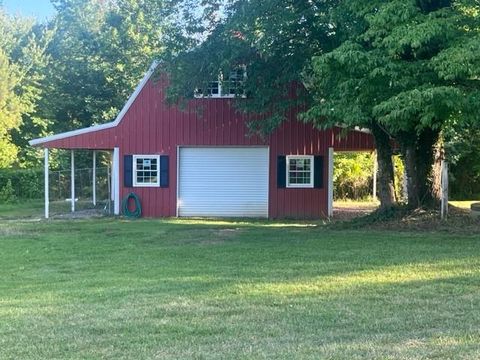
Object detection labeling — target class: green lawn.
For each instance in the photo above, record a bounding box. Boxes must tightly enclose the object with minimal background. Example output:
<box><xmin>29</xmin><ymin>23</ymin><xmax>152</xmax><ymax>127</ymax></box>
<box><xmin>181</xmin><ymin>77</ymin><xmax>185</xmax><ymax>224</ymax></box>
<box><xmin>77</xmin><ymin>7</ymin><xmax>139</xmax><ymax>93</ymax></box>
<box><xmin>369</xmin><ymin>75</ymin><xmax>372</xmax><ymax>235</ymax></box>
<box><xmin>1</xmin><ymin>218</ymin><xmax>479</xmax><ymax>359</ymax></box>
<box><xmin>0</xmin><ymin>199</ymin><xmax>109</xmax><ymax>219</ymax></box>
<box><xmin>0</xmin><ymin>199</ymin><xmax>45</xmax><ymax>218</ymax></box>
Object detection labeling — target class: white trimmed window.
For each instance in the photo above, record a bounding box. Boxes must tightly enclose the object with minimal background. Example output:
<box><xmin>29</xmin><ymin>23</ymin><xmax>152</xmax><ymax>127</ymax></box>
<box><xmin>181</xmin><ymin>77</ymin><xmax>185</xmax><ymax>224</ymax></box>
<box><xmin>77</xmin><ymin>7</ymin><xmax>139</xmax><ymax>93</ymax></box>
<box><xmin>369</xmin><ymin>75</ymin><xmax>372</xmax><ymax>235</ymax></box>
<box><xmin>133</xmin><ymin>155</ymin><xmax>160</xmax><ymax>187</ymax></box>
<box><xmin>195</xmin><ymin>66</ymin><xmax>246</xmax><ymax>98</ymax></box>
<box><xmin>286</xmin><ymin>155</ymin><xmax>314</xmax><ymax>188</ymax></box>
<box><xmin>224</xmin><ymin>67</ymin><xmax>246</xmax><ymax>96</ymax></box>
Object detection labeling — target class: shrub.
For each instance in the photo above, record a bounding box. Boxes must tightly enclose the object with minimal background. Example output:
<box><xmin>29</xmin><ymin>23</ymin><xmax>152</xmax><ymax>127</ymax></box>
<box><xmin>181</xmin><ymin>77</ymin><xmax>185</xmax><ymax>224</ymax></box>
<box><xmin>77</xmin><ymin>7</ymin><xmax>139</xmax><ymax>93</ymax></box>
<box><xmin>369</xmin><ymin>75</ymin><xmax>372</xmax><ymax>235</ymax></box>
<box><xmin>0</xmin><ymin>168</ymin><xmax>43</xmax><ymax>199</ymax></box>
<box><xmin>334</xmin><ymin>152</ymin><xmax>405</xmax><ymax>202</ymax></box>
<box><xmin>334</xmin><ymin>153</ymin><xmax>374</xmax><ymax>200</ymax></box>
<box><xmin>0</xmin><ymin>179</ymin><xmax>17</xmax><ymax>203</ymax></box>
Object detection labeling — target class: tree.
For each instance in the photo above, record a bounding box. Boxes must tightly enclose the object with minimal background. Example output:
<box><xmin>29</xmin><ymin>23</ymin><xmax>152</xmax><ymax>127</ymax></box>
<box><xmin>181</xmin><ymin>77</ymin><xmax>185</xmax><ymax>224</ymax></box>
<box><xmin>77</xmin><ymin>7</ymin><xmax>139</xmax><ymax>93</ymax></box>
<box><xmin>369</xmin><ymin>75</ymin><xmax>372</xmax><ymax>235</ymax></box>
<box><xmin>305</xmin><ymin>0</ymin><xmax>480</xmax><ymax>208</ymax></box>
<box><xmin>0</xmin><ymin>9</ymin><xmax>50</xmax><ymax>168</ymax></box>
<box><xmin>0</xmin><ymin>49</ymin><xmax>23</xmax><ymax>167</ymax></box>
<box><xmin>12</xmin><ymin>0</ymin><xmax>173</xmax><ymax>170</ymax></box>
<box><xmin>40</xmin><ymin>0</ymin><xmax>169</xmax><ymax>134</ymax></box>
<box><xmin>302</xmin><ymin>39</ymin><xmax>400</xmax><ymax>209</ymax></box>
<box><xmin>1</xmin><ymin>0</ymin><xmax>179</xmax><ymax>169</ymax></box>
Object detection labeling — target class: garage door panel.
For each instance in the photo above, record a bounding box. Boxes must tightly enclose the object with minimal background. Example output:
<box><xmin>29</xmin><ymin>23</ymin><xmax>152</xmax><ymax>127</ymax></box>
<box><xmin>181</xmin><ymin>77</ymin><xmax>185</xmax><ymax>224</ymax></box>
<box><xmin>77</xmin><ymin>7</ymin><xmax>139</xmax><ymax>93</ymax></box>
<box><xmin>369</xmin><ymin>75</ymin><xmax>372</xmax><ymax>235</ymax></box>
<box><xmin>178</xmin><ymin>147</ymin><xmax>269</xmax><ymax>217</ymax></box>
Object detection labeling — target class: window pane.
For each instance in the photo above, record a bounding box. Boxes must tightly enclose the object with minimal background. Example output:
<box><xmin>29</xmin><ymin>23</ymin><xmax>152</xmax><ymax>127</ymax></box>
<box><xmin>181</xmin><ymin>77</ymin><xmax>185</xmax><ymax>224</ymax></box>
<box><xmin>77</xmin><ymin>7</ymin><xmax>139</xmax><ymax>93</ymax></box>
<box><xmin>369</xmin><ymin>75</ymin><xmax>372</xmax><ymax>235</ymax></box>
<box><xmin>135</xmin><ymin>157</ymin><xmax>159</xmax><ymax>185</ymax></box>
<box><xmin>288</xmin><ymin>157</ymin><xmax>312</xmax><ymax>186</ymax></box>
<box><xmin>226</xmin><ymin>68</ymin><xmax>244</xmax><ymax>95</ymax></box>
<box><xmin>207</xmin><ymin>81</ymin><xmax>219</xmax><ymax>95</ymax></box>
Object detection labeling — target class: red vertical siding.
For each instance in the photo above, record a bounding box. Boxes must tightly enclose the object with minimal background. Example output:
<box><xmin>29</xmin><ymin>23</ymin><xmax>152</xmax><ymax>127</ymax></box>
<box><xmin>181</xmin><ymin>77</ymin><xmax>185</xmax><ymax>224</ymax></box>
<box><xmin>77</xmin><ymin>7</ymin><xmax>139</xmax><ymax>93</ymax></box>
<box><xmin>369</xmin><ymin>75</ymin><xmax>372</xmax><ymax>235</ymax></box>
<box><xmin>41</xmin><ymin>79</ymin><xmax>375</xmax><ymax>219</ymax></box>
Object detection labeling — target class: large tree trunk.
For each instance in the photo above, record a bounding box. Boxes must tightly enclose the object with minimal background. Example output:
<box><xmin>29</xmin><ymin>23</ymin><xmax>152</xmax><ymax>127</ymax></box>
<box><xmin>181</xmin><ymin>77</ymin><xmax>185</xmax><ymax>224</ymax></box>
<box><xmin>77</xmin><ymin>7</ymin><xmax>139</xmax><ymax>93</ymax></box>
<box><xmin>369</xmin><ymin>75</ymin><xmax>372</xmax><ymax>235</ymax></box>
<box><xmin>400</xmin><ymin>128</ymin><xmax>441</xmax><ymax>208</ymax></box>
<box><xmin>371</xmin><ymin>122</ymin><xmax>396</xmax><ymax>210</ymax></box>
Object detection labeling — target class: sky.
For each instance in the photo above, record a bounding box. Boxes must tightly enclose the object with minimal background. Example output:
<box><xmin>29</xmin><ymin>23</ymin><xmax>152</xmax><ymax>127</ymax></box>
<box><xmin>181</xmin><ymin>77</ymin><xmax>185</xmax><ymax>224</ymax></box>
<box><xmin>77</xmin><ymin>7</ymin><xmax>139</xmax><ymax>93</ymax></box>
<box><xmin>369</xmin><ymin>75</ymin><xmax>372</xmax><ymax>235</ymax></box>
<box><xmin>3</xmin><ymin>0</ymin><xmax>56</xmax><ymax>20</ymax></box>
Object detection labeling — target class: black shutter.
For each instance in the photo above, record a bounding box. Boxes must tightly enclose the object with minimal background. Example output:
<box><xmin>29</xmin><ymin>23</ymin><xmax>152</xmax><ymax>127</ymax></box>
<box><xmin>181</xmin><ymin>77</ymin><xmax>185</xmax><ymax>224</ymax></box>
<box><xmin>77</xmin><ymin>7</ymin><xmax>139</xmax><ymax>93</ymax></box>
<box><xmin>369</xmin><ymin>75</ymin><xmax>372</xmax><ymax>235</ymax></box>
<box><xmin>314</xmin><ymin>156</ymin><xmax>324</xmax><ymax>189</ymax></box>
<box><xmin>160</xmin><ymin>155</ymin><xmax>169</xmax><ymax>187</ymax></box>
<box><xmin>124</xmin><ymin>155</ymin><xmax>133</xmax><ymax>188</ymax></box>
<box><xmin>277</xmin><ymin>155</ymin><xmax>286</xmax><ymax>188</ymax></box>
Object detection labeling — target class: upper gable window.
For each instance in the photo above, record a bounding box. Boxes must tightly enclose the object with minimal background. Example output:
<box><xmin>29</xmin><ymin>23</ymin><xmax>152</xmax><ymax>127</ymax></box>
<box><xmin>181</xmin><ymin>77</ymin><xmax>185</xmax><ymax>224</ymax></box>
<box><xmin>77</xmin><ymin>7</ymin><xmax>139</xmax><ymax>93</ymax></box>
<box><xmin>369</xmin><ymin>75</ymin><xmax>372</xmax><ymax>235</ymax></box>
<box><xmin>195</xmin><ymin>66</ymin><xmax>246</xmax><ymax>98</ymax></box>
<box><xmin>224</xmin><ymin>68</ymin><xmax>246</xmax><ymax>96</ymax></box>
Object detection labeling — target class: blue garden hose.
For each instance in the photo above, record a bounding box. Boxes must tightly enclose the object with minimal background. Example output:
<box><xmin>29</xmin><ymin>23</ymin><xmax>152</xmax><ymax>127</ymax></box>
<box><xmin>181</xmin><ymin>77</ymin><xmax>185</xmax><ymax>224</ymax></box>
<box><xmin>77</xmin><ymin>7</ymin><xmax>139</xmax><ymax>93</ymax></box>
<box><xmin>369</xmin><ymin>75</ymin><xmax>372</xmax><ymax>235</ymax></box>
<box><xmin>122</xmin><ymin>192</ymin><xmax>142</xmax><ymax>218</ymax></box>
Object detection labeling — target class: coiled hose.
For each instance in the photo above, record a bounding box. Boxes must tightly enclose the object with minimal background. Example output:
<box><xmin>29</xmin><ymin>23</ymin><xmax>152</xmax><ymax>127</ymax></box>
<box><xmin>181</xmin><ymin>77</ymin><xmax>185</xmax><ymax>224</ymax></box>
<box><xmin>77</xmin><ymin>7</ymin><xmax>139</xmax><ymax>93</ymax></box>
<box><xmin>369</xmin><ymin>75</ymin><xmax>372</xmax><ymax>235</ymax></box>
<box><xmin>122</xmin><ymin>192</ymin><xmax>142</xmax><ymax>218</ymax></box>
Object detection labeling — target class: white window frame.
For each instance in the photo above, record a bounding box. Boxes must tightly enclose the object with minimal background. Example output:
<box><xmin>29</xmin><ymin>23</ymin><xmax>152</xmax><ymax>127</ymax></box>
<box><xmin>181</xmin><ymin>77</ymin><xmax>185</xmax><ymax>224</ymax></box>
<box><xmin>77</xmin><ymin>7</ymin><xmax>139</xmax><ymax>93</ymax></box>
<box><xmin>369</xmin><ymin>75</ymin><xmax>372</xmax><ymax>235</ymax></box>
<box><xmin>194</xmin><ymin>66</ymin><xmax>247</xmax><ymax>99</ymax></box>
<box><xmin>286</xmin><ymin>155</ymin><xmax>314</xmax><ymax>188</ymax></box>
<box><xmin>133</xmin><ymin>155</ymin><xmax>160</xmax><ymax>187</ymax></box>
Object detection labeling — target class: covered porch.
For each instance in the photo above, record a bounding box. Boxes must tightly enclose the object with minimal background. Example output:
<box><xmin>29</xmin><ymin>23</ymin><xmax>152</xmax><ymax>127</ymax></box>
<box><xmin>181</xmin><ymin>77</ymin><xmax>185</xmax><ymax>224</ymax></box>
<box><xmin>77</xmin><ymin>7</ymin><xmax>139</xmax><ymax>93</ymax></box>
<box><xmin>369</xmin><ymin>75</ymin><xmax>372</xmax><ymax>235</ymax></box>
<box><xmin>41</xmin><ymin>147</ymin><xmax>120</xmax><ymax>219</ymax></box>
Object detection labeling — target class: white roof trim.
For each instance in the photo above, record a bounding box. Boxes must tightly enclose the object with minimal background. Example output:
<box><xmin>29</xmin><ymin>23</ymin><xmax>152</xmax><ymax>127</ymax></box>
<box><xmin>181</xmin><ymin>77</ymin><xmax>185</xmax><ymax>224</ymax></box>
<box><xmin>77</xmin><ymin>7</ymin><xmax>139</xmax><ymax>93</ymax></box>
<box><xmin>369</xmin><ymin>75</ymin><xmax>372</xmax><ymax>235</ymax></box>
<box><xmin>29</xmin><ymin>61</ymin><xmax>159</xmax><ymax>146</ymax></box>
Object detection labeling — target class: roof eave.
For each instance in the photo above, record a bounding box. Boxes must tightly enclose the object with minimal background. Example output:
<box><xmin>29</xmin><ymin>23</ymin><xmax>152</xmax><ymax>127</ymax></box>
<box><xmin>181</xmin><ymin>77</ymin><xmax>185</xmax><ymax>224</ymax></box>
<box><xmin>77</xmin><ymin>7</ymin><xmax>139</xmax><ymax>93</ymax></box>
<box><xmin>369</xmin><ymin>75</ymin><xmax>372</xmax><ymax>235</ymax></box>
<box><xmin>29</xmin><ymin>60</ymin><xmax>159</xmax><ymax>147</ymax></box>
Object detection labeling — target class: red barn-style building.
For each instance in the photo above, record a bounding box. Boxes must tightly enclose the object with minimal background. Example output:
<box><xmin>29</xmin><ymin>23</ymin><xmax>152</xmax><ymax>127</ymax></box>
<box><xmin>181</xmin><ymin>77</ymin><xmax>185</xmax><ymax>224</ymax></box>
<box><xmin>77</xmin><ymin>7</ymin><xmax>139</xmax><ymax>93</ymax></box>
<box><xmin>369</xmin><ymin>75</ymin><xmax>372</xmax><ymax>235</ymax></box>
<box><xmin>30</xmin><ymin>62</ymin><xmax>375</xmax><ymax>219</ymax></box>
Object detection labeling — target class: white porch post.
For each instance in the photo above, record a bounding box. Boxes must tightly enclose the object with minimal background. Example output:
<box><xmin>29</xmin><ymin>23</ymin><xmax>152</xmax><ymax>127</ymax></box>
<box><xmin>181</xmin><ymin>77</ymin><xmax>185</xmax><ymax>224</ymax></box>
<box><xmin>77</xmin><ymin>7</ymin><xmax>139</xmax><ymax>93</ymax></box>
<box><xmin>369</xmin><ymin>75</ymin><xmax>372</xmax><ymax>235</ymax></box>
<box><xmin>92</xmin><ymin>150</ymin><xmax>96</xmax><ymax>206</ymax></box>
<box><xmin>107</xmin><ymin>163</ymin><xmax>111</xmax><ymax>214</ymax></box>
<box><xmin>110</xmin><ymin>152</ymin><xmax>114</xmax><ymax>202</ymax></box>
<box><xmin>44</xmin><ymin>148</ymin><xmax>49</xmax><ymax>219</ymax></box>
<box><xmin>113</xmin><ymin>147</ymin><xmax>120</xmax><ymax>215</ymax></box>
<box><xmin>71</xmin><ymin>150</ymin><xmax>75</xmax><ymax>212</ymax></box>
<box><xmin>372</xmin><ymin>151</ymin><xmax>378</xmax><ymax>200</ymax></box>
<box><xmin>327</xmin><ymin>147</ymin><xmax>334</xmax><ymax>218</ymax></box>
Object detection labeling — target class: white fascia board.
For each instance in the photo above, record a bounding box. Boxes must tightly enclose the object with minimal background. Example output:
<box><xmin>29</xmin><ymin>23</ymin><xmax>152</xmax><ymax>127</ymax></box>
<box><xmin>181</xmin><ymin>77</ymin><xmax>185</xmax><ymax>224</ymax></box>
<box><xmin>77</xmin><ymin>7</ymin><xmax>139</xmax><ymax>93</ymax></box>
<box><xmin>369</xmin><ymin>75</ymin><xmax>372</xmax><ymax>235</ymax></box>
<box><xmin>29</xmin><ymin>61</ymin><xmax>159</xmax><ymax>147</ymax></box>
<box><xmin>29</xmin><ymin>122</ymin><xmax>117</xmax><ymax>146</ymax></box>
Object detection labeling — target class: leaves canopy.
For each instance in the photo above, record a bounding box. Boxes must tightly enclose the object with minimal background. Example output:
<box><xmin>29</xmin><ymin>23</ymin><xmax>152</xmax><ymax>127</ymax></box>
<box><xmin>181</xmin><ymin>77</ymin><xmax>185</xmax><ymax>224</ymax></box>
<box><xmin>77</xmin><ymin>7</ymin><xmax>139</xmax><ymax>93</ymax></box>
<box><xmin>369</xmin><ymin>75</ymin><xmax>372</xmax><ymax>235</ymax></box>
<box><xmin>0</xmin><ymin>10</ymin><xmax>50</xmax><ymax>167</ymax></box>
<box><xmin>42</xmin><ymin>0</ymin><xmax>169</xmax><ymax>132</ymax></box>
<box><xmin>304</xmin><ymin>0</ymin><xmax>480</xmax><ymax>140</ymax></box>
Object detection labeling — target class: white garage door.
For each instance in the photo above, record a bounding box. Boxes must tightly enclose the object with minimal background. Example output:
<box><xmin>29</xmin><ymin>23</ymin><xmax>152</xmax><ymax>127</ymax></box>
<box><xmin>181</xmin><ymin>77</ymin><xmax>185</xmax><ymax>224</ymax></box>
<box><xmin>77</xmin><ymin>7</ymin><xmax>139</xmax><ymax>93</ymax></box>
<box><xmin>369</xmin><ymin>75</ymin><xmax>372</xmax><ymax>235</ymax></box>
<box><xmin>178</xmin><ymin>147</ymin><xmax>269</xmax><ymax>217</ymax></box>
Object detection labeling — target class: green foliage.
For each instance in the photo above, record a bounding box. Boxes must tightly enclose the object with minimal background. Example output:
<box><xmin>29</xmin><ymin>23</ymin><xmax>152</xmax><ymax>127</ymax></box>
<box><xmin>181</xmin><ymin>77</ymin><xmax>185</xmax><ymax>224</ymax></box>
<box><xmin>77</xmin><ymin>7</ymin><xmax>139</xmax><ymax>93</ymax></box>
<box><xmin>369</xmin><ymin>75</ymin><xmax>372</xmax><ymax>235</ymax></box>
<box><xmin>303</xmin><ymin>0</ymin><xmax>480</xmax><ymax>207</ymax></box>
<box><xmin>304</xmin><ymin>0</ymin><xmax>479</xmax><ymax>135</ymax></box>
<box><xmin>0</xmin><ymin>179</ymin><xmax>16</xmax><ymax>203</ymax></box>
<box><xmin>445</xmin><ymin>120</ymin><xmax>480</xmax><ymax>199</ymax></box>
<box><xmin>0</xmin><ymin>0</ymin><xmax>172</xmax><ymax>169</ymax></box>
<box><xmin>40</xmin><ymin>0</ymin><xmax>168</xmax><ymax>134</ymax></box>
<box><xmin>0</xmin><ymin>10</ymin><xmax>51</xmax><ymax>168</ymax></box>
<box><xmin>334</xmin><ymin>153</ymin><xmax>374</xmax><ymax>200</ymax></box>
<box><xmin>0</xmin><ymin>19</ymin><xmax>28</xmax><ymax>166</ymax></box>
<box><xmin>334</xmin><ymin>152</ymin><xmax>406</xmax><ymax>201</ymax></box>
<box><xmin>0</xmin><ymin>168</ymin><xmax>43</xmax><ymax>199</ymax></box>
<box><xmin>393</xmin><ymin>155</ymin><xmax>406</xmax><ymax>202</ymax></box>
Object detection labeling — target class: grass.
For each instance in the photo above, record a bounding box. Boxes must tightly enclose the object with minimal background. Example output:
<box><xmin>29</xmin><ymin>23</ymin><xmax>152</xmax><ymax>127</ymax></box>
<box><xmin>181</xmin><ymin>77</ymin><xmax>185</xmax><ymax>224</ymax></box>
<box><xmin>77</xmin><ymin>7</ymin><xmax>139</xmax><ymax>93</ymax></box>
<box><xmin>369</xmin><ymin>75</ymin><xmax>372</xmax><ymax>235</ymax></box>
<box><xmin>334</xmin><ymin>199</ymin><xmax>380</xmax><ymax>209</ymax></box>
<box><xmin>0</xmin><ymin>198</ymin><xmax>45</xmax><ymax>218</ymax></box>
<box><xmin>0</xmin><ymin>199</ymin><xmax>109</xmax><ymax>219</ymax></box>
<box><xmin>334</xmin><ymin>199</ymin><xmax>480</xmax><ymax>211</ymax></box>
<box><xmin>0</xmin><ymin>198</ymin><xmax>476</xmax><ymax>219</ymax></box>
<box><xmin>0</xmin><ymin>217</ymin><xmax>480</xmax><ymax>359</ymax></box>
<box><xmin>450</xmin><ymin>200</ymin><xmax>480</xmax><ymax>210</ymax></box>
